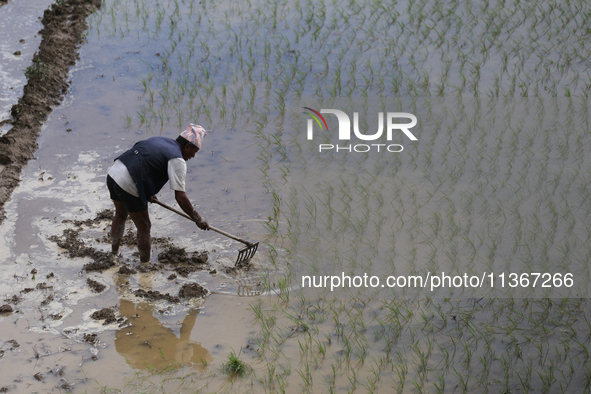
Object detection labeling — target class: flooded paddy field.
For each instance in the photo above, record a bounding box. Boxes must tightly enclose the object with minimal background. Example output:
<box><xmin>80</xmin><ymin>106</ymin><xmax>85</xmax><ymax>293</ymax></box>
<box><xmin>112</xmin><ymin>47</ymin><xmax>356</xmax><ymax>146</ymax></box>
<box><xmin>1</xmin><ymin>0</ymin><xmax>591</xmax><ymax>392</ymax></box>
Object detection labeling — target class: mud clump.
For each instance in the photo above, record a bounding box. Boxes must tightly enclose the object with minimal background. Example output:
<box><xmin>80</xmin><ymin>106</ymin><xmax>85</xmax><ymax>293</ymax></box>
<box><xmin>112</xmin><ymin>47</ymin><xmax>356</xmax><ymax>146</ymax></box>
<box><xmin>0</xmin><ymin>305</ymin><xmax>13</xmax><ymax>314</ymax></box>
<box><xmin>179</xmin><ymin>283</ymin><xmax>208</xmax><ymax>299</ymax></box>
<box><xmin>190</xmin><ymin>251</ymin><xmax>208</xmax><ymax>265</ymax></box>
<box><xmin>158</xmin><ymin>246</ymin><xmax>188</xmax><ymax>265</ymax></box>
<box><xmin>83</xmin><ymin>257</ymin><xmax>115</xmax><ymax>272</ymax></box>
<box><xmin>36</xmin><ymin>282</ymin><xmax>52</xmax><ymax>290</ymax></box>
<box><xmin>90</xmin><ymin>308</ymin><xmax>117</xmax><ymax>325</ymax></box>
<box><xmin>158</xmin><ymin>247</ymin><xmax>209</xmax><ymax>277</ymax></box>
<box><xmin>65</xmin><ymin>209</ymin><xmax>114</xmax><ymax>227</ymax></box>
<box><xmin>49</xmin><ymin>229</ymin><xmax>85</xmax><ymax>257</ymax></box>
<box><xmin>158</xmin><ymin>247</ymin><xmax>208</xmax><ymax>266</ymax></box>
<box><xmin>174</xmin><ymin>265</ymin><xmax>198</xmax><ymax>278</ymax></box>
<box><xmin>83</xmin><ymin>333</ymin><xmax>98</xmax><ymax>345</ymax></box>
<box><xmin>49</xmin><ymin>312</ymin><xmax>64</xmax><ymax>320</ymax></box>
<box><xmin>100</xmin><ymin>228</ymin><xmax>137</xmax><ymax>247</ymax></box>
<box><xmin>89</xmin><ymin>209</ymin><xmax>114</xmax><ymax>222</ymax></box>
<box><xmin>118</xmin><ymin>265</ymin><xmax>137</xmax><ymax>275</ymax></box>
<box><xmin>87</xmin><ymin>278</ymin><xmax>106</xmax><ymax>293</ymax></box>
<box><xmin>49</xmin><ymin>228</ymin><xmax>116</xmax><ymax>272</ymax></box>
<box><xmin>133</xmin><ymin>289</ymin><xmax>180</xmax><ymax>304</ymax></box>
<box><xmin>0</xmin><ymin>0</ymin><xmax>102</xmax><ymax>224</ymax></box>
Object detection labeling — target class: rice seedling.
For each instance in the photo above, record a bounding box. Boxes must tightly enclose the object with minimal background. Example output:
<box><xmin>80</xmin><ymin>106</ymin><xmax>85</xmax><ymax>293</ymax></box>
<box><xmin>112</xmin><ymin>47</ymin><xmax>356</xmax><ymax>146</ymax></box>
<box><xmin>75</xmin><ymin>0</ymin><xmax>591</xmax><ymax>391</ymax></box>
<box><xmin>222</xmin><ymin>349</ymin><xmax>250</xmax><ymax>377</ymax></box>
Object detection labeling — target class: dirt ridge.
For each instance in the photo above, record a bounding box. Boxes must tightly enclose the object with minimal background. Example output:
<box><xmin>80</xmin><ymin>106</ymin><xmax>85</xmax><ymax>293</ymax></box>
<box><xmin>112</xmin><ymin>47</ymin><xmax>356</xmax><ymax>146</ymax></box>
<box><xmin>0</xmin><ymin>0</ymin><xmax>101</xmax><ymax>223</ymax></box>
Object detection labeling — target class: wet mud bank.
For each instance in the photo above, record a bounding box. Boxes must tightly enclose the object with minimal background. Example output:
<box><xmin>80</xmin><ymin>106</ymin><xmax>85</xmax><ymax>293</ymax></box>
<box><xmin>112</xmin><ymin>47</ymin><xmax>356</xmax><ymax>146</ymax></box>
<box><xmin>0</xmin><ymin>0</ymin><xmax>101</xmax><ymax>223</ymax></box>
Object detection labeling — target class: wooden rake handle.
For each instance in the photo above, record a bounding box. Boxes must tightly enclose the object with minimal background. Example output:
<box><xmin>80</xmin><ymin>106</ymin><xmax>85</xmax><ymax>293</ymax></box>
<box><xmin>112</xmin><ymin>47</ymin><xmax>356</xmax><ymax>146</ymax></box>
<box><xmin>153</xmin><ymin>199</ymin><xmax>253</xmax><ymax>247</ymax></box>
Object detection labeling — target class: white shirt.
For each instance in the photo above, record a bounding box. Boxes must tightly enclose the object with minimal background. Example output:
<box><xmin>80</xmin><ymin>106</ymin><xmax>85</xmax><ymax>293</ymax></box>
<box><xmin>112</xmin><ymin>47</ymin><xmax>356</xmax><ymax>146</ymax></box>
<box><xmin>107</xmin><ymin>158</ymin><xmax>187</xmax><ymax>197</ymax></box>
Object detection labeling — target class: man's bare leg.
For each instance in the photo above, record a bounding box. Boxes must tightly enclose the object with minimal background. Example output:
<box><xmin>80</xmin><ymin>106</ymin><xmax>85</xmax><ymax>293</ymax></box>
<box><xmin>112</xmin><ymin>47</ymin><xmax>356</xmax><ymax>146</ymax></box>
<box><xmin>112</xmin><ymin>200</ymin><xmax>128</xmax><ymax>255</ymax></box>
<box><xmin>129</xmin><ymin>210</ymin><xmax>151</xmax><ymax>263</ymax></box>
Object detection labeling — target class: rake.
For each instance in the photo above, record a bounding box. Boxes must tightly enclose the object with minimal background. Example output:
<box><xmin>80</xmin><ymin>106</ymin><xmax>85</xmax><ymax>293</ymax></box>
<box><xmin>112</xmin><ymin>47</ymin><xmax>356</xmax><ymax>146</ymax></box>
<box><xmin>153</xmin><ymin>200</ymin><xmax>259</xmax><ymax>267</ymax></box>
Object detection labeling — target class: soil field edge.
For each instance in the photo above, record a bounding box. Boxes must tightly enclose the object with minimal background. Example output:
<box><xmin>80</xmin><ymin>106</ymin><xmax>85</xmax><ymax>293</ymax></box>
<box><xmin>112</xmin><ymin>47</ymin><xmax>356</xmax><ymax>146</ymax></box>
<box><xmin>0</xmin><ymin>0</ymin><xmax>101</xmax><ymax>224</ymax></box>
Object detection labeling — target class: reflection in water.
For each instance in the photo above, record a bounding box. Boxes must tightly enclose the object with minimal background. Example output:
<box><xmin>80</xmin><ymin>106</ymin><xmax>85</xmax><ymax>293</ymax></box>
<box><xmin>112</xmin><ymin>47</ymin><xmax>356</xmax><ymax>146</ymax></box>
<box><xmin>114</xmin><ymin>273</ymin><xmax>212</xmax><ymax>371</ymax></box>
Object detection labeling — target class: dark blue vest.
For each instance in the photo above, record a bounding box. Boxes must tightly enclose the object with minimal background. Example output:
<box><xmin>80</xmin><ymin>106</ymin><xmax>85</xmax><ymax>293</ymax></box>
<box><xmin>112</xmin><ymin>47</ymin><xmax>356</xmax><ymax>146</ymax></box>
<box><xmin>117</xmin><ymin>137</ymin><xmax>182</xmax><ymax>205</ymax></box>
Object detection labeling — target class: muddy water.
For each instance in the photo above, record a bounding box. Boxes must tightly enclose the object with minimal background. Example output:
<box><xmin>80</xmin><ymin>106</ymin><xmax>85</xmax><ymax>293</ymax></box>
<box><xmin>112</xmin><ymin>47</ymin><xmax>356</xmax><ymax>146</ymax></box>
<box><xmin>0</xmin><ymin>291</ymin><xmax>256</xmax><ymax>392</ymax></box>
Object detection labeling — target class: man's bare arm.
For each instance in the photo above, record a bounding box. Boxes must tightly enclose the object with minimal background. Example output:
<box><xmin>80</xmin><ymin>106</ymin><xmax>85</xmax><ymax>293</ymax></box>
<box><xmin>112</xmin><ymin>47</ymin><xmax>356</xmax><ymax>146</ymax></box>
<box><xmin>174</xmin><ymin>190</ymin><xmax>210</xmax><ymax>230</ymax></box>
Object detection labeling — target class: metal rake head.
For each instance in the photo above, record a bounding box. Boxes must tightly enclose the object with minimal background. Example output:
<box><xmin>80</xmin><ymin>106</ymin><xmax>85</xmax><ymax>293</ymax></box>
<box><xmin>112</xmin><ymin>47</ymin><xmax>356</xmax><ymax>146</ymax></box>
<box><xmin>235</xmin><ymin>242</ymin><xmax>259</xmax><ymax>267</ymax></box>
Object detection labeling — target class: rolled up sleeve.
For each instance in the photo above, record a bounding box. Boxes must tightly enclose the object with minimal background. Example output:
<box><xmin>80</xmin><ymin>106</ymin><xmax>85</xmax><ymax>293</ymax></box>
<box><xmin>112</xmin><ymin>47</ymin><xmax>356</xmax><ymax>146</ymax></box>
<box><xmin>168</xmin><ymin>158</ymin><xmax>187</xmax><ymax>192</ymax></box>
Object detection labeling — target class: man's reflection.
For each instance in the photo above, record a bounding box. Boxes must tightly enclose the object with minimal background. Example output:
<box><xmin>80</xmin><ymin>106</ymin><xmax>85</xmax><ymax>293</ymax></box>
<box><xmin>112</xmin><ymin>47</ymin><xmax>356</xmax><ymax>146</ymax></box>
<box><xmin>114</xmin><ymin>273</ymin><xmax>213</xmax><ymax>371</ymax></box>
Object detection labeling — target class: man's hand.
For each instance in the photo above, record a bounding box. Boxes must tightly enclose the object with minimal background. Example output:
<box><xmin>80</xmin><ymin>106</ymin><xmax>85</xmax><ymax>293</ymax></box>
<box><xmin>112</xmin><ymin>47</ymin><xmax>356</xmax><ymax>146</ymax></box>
<box><xmin>196</xmin><ymin>217</ymin><xmax>210</xmax><ymax>231</ymax></box>
<box><xmin>149</xmin><ymin>196</ymin><xmax>159</xmax><ymax>203</ymax></box>
<box><xmin>192</xmin><ymin>211</ymin><xmax>210</xmax><ymax>231</ymax></box>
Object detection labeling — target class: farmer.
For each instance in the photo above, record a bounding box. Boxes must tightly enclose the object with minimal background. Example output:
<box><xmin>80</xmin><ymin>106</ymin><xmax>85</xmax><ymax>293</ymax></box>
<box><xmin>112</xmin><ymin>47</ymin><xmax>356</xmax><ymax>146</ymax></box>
<box><xmin>106</xmin><ymin>124</ymin><xmax>210</xmax><ymax>263</ymax></box>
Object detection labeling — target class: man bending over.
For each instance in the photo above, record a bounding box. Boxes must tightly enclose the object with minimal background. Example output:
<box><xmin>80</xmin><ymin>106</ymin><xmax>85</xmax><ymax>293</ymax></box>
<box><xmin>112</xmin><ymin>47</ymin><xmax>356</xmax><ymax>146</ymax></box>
<box><xmin>106</xmin><ymin>124</ymin><xmax>210</xmax><ymax>263</ymax></box>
